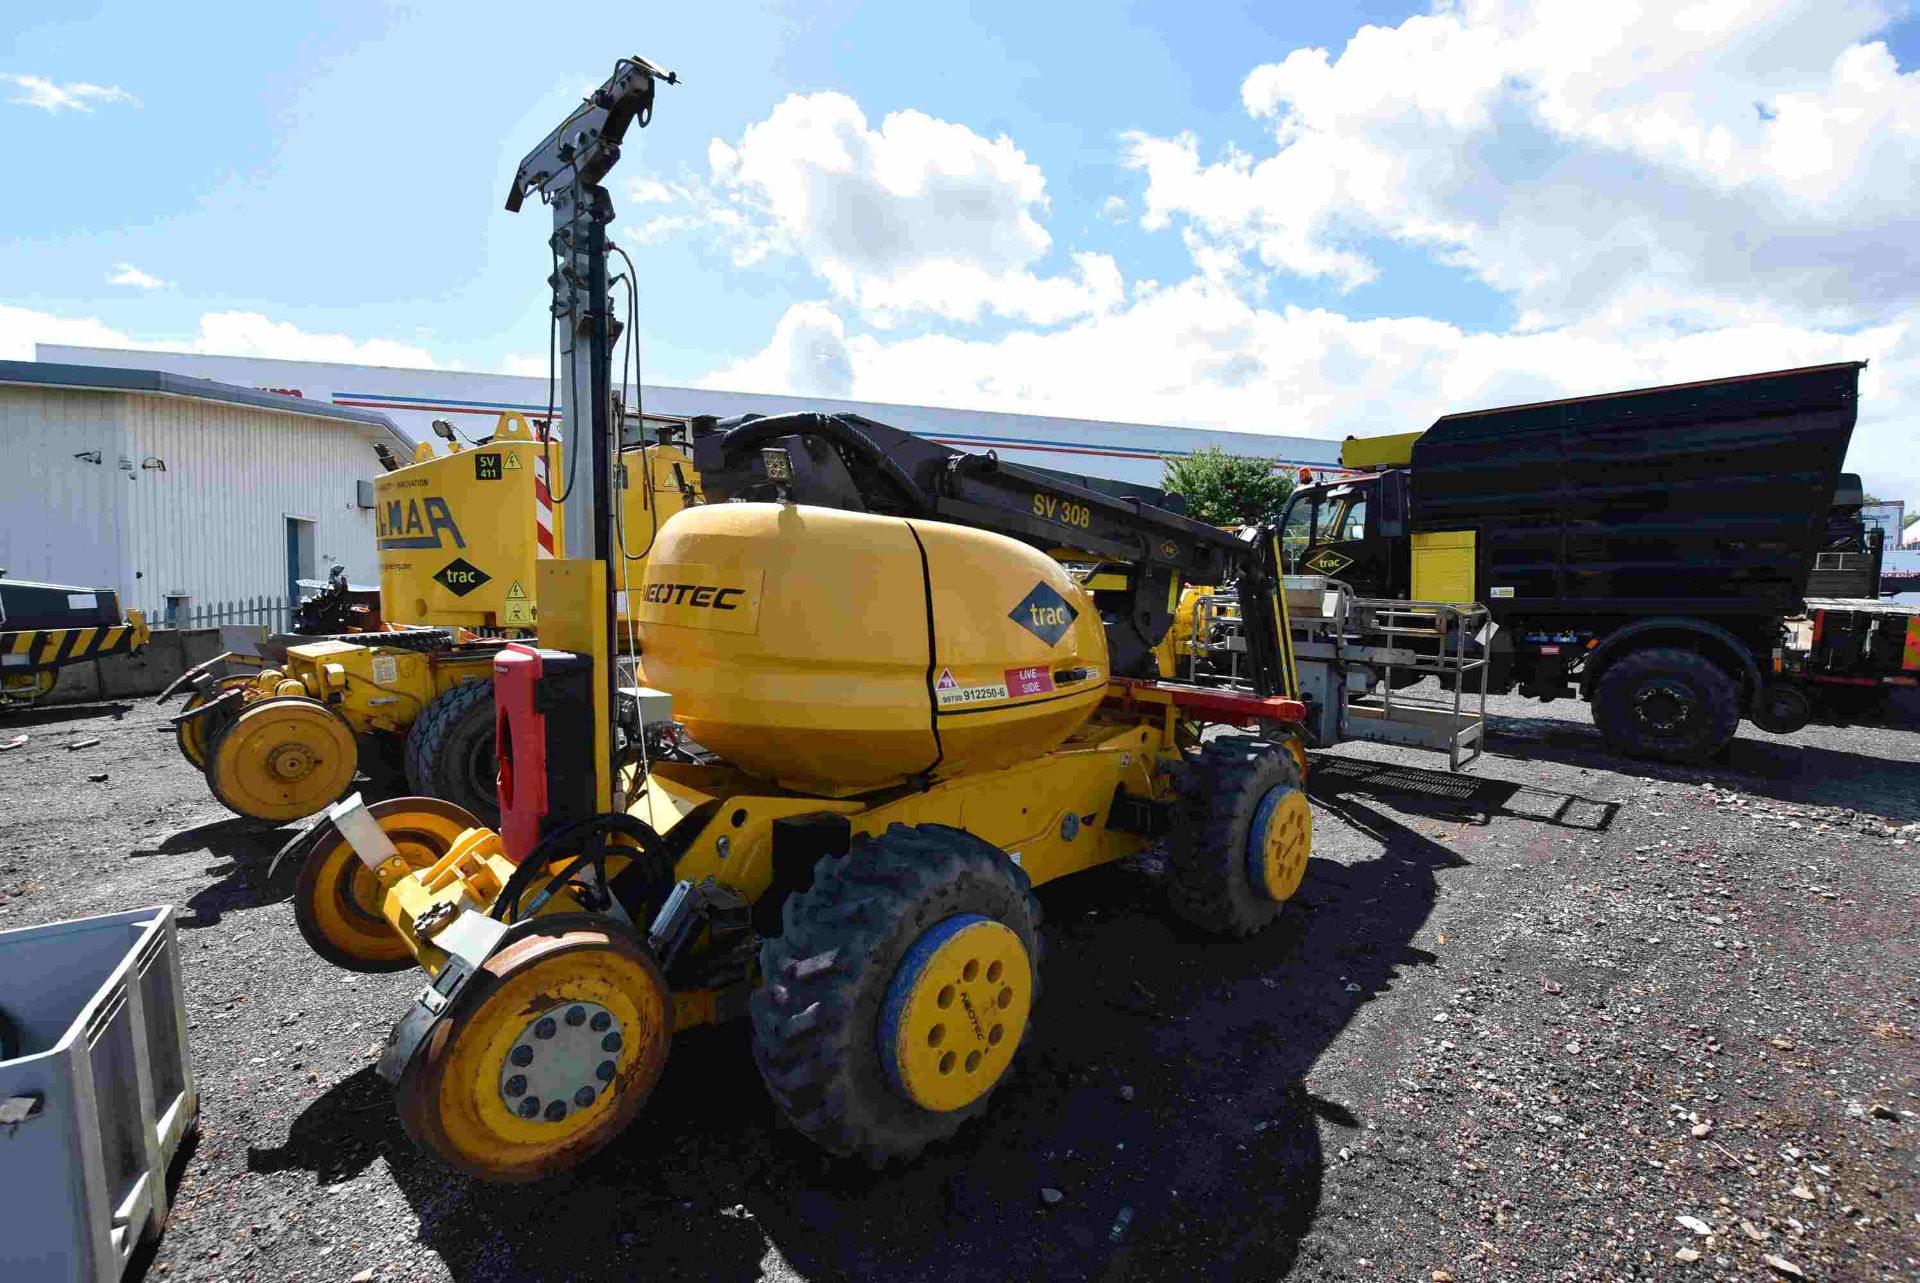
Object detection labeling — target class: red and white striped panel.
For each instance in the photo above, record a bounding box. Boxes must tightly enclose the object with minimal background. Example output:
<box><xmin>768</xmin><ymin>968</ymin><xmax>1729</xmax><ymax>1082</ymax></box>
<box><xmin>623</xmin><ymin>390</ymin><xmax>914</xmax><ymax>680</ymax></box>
<box><xmin>533</xmin><ymin>451</ymin><xmax>556</xmax><ymax>559</ymax></box>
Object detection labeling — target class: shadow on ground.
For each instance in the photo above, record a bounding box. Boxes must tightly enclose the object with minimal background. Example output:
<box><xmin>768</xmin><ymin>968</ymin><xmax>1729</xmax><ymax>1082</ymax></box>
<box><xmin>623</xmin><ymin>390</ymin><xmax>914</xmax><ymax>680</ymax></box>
<box><xmin>1482</xmin><ymin>699</ymin><xmax>1920</xmax><ymax>821</ymax></box>
<box><xmin>165</xmin><ymin>817</ymin><xmax>302</xmax><ymax>929</ymax></box>
<box><xmin>257</xmin><ymin>776</ymin><xmax>1465</xmax><ymax>1282</ymax></box>
<box><xmin>0</xmin><ymin>699</ymin><xmax>134</xmax><ymax>729</ymax></box>
<box><xmin>1308</xmin><ymin>753</ymin><xmax>1620</xmax><ymax>832</ymax></box>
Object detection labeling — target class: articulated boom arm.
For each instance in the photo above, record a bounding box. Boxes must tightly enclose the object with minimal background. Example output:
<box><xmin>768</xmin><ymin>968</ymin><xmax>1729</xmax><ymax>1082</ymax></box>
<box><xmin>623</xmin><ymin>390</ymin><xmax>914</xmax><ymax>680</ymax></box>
<box><xmin>505</xmin><ymin>56</ymin><xmax>678</xmax><ymax>214</ymax></box>
<box><xmin>692</xmin><ymin>411</ymin><xmax>1293</xmax><ymax>694</ymax></box>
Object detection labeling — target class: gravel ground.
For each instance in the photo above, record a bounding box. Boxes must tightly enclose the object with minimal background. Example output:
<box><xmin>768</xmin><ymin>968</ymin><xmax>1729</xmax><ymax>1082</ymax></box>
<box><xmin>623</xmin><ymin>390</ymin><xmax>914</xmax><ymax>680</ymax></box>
<box><xmin>1</xmin><ymin>688</ymin><xmax>1916</xmax><ymax>1282</ymax></box>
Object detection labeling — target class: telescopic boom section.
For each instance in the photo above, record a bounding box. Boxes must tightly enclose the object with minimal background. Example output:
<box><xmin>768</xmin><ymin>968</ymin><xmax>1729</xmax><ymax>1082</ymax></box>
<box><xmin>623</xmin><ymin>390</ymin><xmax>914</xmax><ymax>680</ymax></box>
<box><xmin>505</xmin><ymin>55</ymin><xmax>675</xmax><ymax>808</ymax></box>
<box><xmin>691</xmin><ymin>411</ymin><xmax>1296</xmax><ymax>696</ymax></box>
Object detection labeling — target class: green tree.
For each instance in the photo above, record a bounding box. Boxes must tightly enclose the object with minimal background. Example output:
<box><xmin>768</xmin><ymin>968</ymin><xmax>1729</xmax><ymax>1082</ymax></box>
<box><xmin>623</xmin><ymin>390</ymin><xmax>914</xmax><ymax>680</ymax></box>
<box><xmin>1162</xmin><ymin>446</ymin><xmax>1296</xmax><ymax>526</ymax></box>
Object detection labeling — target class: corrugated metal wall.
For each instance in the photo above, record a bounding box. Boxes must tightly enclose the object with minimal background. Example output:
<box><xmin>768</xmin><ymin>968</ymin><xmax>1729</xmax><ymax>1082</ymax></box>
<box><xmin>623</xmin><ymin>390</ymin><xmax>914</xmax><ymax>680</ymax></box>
<box><xmin>0</xmin><ymin>385</ymin><xmax>129</xmax><ymax>591</ymax></box>
<box><xmin>2</xmin><ymin>385</ymin><xmax>379</xmax><ymax>616</ymax></box>
<box><xmin>120</xmin><ymin>394</ymin><xmax>378</xmax><ymax>617</ymax></box>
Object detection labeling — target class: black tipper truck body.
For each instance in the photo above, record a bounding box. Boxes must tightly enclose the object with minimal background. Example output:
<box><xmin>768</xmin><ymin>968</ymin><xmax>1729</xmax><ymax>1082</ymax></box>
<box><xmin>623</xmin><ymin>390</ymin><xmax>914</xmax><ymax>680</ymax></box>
<box><xmin>1280</xmin><ymin>362</ymin><xmax>1918</xmax><ymax>761</ymax></box>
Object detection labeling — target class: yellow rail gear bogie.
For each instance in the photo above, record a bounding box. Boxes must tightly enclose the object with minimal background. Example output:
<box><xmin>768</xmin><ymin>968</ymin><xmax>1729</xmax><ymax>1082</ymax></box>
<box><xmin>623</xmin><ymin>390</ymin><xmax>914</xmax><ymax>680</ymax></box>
<box><xmin>292</xmin><ymin>796</ymin><xmax>487</xmax><ymax>972</ymax></box>
<box><xmin>204</xmin><ymin>695</ymin><xmax>360</xmax><ymax>823</ymax></box>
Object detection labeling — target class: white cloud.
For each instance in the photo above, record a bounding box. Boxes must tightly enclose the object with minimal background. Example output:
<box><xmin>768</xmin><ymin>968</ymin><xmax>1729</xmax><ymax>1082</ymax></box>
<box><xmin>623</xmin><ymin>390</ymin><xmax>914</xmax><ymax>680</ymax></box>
<box><xmin>500</xmin><ymin>352</ymin><xmax>549</xmax><ymax>377</ymax></box>
<box><xmin>712</xmin><ymin>289</ymin><xmax>1919</xmax><ymax>498</ymax></box>
<box><xmin>187</xmin><ymin>312</ymin><xmax>440</xmax><ymax>368</ymax></box>
<box><xmin>702</xmin><ymin>302</ymin><xmax>855</xmax><ymax>398</ymax></box>
<box><xmin>0</xmin><ymin>304</ymin><xmax>137</xmax><ymax>360</ymax></box>
<box><xmin>2</xmin><ymin>74</ymin><xmax>138</xmax><ymax>113</ymax></box>
<box><xmin>0</xmin><ymin>303</ymin><xmax>439</xmax><ymax>369</ymax></box>
<box><xmin>700</xmin><ymin>2</ymin><xmax>1920</xmax><ymax>497</ymax></box>
<box><xmin>661</xmin><ymin>92</ymin><xmax>1123</xmax><ymax>326</ymax></box>
<box><xmin>1124</xmin><ymin>0</ymin><xmax>1920</xmax><ymax>330</ymax></box>
<box><xmin>107</xmin><ymin>263</ymin><xmax>167</xmax><ymax>290</ymax></box>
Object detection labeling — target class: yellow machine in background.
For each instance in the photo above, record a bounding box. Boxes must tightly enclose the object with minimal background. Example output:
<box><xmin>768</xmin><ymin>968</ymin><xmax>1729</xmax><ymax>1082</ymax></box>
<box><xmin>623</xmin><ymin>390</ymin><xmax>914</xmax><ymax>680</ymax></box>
<box><xmin>2</xmin><ymin>608</ymin><xmax>149</xmax><ymax>709</ymax></box>
<box><xmin>163</xmin><ymin>413</ymin><xmax>703</xmax><ymax>823</ymax></box>
<box><xmin>376</xmin><ymin>412</ymin><xmax>562</xmax><ymax>631</ymax></box>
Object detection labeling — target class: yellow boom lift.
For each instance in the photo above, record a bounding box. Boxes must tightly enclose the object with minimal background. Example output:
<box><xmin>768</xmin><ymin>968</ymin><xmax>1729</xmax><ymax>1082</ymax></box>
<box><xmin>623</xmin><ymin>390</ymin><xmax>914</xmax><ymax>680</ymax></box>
<box><xmin>159</xmin><ymin>412</ymin><xmax>700</xmax><ymax>822</ymax></box>
<box><xmin>274</xmin><ymin>56</ymin><xmax>1317</xmax><ymax>1182</ymax></box>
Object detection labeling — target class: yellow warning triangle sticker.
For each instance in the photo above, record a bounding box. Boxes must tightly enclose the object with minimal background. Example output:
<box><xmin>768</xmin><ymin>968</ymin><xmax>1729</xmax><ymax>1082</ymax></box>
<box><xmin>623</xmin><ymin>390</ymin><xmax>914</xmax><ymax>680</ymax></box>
<box><xmin>505</xmin><ymin>580</ymin><xmax>529</xmax><ymax>599</ymax></box>
<box><xmin>503</xmin><ymin>453</ymin><xmax>522</xmax><ymax>471</ymax></box>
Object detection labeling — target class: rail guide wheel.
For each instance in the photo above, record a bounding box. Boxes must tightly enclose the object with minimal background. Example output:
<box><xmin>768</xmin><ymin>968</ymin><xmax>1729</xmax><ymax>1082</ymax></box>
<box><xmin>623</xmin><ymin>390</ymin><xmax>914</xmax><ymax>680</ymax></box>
<box><xmin>174</xmin><ymin>674</ymin><xmax>257</xmax><ymax>769</ymax></box>
<box><xmin>395</xmin><ymin>922</ymin><xmax>672</xmax><ymax>1182</ymax></box>
<box><xmin>293</xmin><ymin>796</ymin><xmax>483</xmax><ymax>972</ymax></box>
<box><xmin>204</xmin><ymin>695</ymin><xmax>358</xmax><ymax>822</ymax></box>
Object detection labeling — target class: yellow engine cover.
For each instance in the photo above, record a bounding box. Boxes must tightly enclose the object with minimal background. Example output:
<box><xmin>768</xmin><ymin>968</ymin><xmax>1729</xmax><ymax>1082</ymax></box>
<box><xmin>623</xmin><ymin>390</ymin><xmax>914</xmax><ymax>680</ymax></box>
<box><xmin>637</xmin><ymin>503</ymin><xmax>1109</xmax><ymax>795</ymax></box>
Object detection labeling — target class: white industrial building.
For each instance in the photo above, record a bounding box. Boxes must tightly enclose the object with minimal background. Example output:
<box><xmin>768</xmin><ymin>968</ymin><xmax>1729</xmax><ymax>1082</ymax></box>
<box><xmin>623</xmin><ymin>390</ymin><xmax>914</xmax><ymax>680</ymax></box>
<box><xmin>0</xmin><ymin>361</ymin><xmax>407</xmax><ymax>622</ymax></box>
<box><xmin>40</xmin><ymin>345</ymin><xmax>1343</xmax><ymax>488</ymax></box>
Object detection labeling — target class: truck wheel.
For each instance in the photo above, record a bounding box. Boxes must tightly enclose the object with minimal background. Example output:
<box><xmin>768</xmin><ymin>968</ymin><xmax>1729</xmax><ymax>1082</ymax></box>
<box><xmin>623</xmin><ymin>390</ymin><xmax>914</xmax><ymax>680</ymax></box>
<box><xmin>750</xmin><ymin>823</ymin><xmax>1042</xmax><ymax>1166</ymax></box>
<box><xmin>404</xmin><ymin>679</ymin><xmax>498</xmax><ymax>825</ymax></box>
<box><xmin>1167</xmin><ymin>737</ymin><xmax>1312</xmax><ymax>936</ymax></box>
<box><xmin>1592</xmin><ymin>647</ymin><xmax>1739</xmax><ymax>762</ymax></box>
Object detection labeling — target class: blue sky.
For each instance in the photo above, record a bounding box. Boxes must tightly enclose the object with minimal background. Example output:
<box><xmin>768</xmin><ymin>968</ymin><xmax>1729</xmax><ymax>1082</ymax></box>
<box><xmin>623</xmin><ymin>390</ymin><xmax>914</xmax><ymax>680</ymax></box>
<box><xmin>5</xmin><ymin>1</ymin><xmax>1919</xmax><ymax>498</ymax></box>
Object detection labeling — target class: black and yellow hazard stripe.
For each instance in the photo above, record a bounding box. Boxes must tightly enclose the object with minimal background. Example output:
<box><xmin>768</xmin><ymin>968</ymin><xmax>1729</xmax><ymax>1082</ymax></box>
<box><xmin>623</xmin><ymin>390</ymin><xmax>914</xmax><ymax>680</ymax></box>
<box><xmin>1</xmin><ymin>620</ymin><xmax>143</xmax><ymax>671</ymax></box>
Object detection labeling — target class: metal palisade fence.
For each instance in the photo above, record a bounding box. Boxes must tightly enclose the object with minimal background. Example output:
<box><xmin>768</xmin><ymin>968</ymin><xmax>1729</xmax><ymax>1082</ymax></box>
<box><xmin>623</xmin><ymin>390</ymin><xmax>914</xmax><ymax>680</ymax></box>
<box><xmin>166</xmin><ymin>595</ymin><xmax>295</xmax><ymax>633</ymax></box>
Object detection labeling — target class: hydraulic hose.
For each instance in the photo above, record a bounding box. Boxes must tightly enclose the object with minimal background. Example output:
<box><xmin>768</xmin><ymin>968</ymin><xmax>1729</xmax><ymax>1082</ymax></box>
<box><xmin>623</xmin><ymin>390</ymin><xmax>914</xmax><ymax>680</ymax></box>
<box><xmin>712</xmin><ymin>413</ymin><xmax>930</xmax><ymax>513</ymax></box>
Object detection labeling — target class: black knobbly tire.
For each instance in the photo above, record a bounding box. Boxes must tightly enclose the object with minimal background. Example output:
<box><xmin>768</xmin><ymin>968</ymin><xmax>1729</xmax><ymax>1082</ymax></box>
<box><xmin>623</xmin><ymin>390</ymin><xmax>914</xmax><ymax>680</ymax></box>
<box><xmin>750</xmin><ymin>822</ymin><xmax>1043</xmax><ymax>1166</ymax></box>
<box><xmin>404</xmin><ymin>679</ymin><xmax>498</xmax><ymax>824</ymax></box>
<box><xmin>1167</xmin><ymin>736</ymin><xmax>1305</xmax><ymax>936</ymax></box>
<box><xmin>1592</xmin><ymin>647</ymin><xmax>1739</xmax><ymax>763</ymax></box>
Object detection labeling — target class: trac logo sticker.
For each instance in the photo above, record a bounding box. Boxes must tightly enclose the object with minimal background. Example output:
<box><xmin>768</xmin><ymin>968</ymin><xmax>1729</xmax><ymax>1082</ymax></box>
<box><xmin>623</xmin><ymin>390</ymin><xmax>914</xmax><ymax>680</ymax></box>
<box><xmin>1304</xmin><ymin>548</ymin><xmax>1353</xmax><ymax>575</ymax></box>
<box><xmin>433</xmin><ymin>558</ymin><xmax>491</xmax><ymax>597</ymax></box>
<box><xmin>1009</xmin><ymin>582</ymin><xmax>1078</xmax><ymax>647</ymax></box>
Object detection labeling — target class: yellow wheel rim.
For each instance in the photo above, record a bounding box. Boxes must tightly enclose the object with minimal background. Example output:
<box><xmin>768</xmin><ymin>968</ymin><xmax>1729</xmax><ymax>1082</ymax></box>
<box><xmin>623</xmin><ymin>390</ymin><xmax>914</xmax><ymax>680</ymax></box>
<box><xmin>207</xmin><ymin>697</ymin><xmax>357</xmax><ymax>822</ymax></box>
<box><xmin>402</xmin><ymin>930</ymin><xmax>671</xmax><ymax>1181</ymax></box>
<box><xmin>1247</xmin><ymin>786</ymin><xmax>1312</xmax><ymax>902</ymax></box>
<box><xmin>1</xmin><ymin>670</ymin><xmax>56</xmax><ymax>706</ymax></box>
<box><xmin>880</xmin><ymin>915</ymin><xmax>1032</xmax><ymax>1113</ymax></box>
<box><xmin>176</xmin><ymin>677</ymin><xmax>260</xmax><ymax>769</ymax></box>
<box><xmin>176</xmin><ymin>689</ymin><xmax>213</xmax><ymax>767</ymax></box>
<box><xmin>294</xmin><ymin>798</ymin><xmax>478</xmax><ymax>971</ymax></box>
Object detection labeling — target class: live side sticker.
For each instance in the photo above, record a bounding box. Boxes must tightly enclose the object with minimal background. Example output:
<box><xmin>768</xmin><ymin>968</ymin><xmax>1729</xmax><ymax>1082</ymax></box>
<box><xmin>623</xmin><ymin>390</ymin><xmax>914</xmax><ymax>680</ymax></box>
<box><xmin>1005</xmin><ymin>665</ymin><xmax>1054</xmax><ymax>697</ymax></box>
